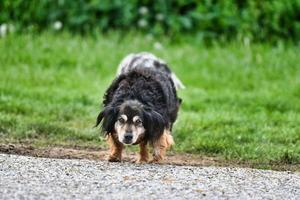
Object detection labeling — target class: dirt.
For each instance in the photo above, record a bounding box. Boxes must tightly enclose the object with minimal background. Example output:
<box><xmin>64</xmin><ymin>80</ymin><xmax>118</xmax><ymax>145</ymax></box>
<box><xmin>0</xmin><ymin>143</ymin><xmax>299</xmax><ymax>171</ymax></box>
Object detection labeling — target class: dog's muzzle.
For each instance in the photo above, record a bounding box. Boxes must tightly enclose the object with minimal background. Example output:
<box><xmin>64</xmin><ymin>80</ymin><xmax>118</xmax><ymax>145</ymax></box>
<box><xmin>123</xmin><ymin>132</ymin><xmax>133</xmax><ymax>144</ymax></box>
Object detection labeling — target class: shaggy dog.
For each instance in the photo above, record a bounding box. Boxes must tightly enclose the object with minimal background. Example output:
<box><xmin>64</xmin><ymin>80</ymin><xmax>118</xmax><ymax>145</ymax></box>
<box><xmin>96</xmin><ymin>52</ymin><xmax>183</xmax><ymax>163</ymax></box>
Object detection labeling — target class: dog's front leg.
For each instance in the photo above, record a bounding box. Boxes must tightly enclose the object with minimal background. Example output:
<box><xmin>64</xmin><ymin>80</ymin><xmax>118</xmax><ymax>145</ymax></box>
<box><xmin>150</xmin><ymin>129</ymin><xmax>174</xmax><ymax>163</ymax></box>
<box><xmin>151</xmin><ymin>143</ymin><xmax>166</xmax><ymax>163</ymax></box>
<box><xmin>107</xmin><ymin>134</ymin><xmax>124</xmax><ymax>162</ymax></box>
<box><xmin>137</xmin><ymin>141</ymin><xmax>149</xmax><ymax>163</ymax></box>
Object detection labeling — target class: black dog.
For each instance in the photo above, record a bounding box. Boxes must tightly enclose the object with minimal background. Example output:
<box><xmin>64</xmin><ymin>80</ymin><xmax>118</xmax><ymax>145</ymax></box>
<box><xmin>96</xmin><ymin>53</ymin><xmax>183</xmax><ymax>163</ymax></box>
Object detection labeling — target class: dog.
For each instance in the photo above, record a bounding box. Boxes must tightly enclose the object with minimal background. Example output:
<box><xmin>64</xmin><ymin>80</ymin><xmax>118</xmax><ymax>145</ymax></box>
<box><xmin>96</xmin><ymin>52</ymin><xmax>183</xmax><ymax>163</ymax></box>
<box><xmin>116</xmin><ymin>52</ymin><xmax>185</xmax><ymax>90</ymax></box>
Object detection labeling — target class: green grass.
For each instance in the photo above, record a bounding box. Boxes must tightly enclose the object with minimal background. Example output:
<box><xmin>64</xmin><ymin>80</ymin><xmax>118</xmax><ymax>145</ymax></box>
<box><xmin>0</xmin><ymin>32</ymin><xmax>300</xmax><ymax>165</ymax></box>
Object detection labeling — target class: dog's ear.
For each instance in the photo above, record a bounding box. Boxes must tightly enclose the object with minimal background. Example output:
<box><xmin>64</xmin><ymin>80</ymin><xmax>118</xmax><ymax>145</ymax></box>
<box><xmin>103</xmin><ymin>74</ymin><xmax>126</xmax><ymax>106</ymax></box>
<box><xmin>143</xmin><ymin>108</ymin><xmax>166</xmax><ymax>138</ymax></box>
<box><xmin>95</xmin><ymin>110</ymin><xmax>104</xmax><ymax>127</ymax></box>
<box><xmin>95</xmin><ymin>106</ymin><xmax>118</xmax><ymax>134</ymax></box>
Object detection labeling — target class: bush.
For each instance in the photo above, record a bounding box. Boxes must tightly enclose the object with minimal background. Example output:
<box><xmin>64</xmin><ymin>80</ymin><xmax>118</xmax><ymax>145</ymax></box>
<box><xmin>0</xmin><ymin>0</ymin><xmax>299</xmax><ymax>41</ymax></box>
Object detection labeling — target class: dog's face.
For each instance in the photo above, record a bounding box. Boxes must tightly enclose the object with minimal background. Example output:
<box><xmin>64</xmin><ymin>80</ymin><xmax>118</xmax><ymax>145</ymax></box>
<box><xmin>114</xmin><ymin>100</ymin><xmax>145</xmax><ymax>145</ymax></box>
<box><xmin>96</xmin><ymin>100</ymin><xmax>167</xmax><ymax>145</ymax></box>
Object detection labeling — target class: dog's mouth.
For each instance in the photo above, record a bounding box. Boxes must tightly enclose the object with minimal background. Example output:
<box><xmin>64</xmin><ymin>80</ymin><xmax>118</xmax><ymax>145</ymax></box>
<box><xmin>120</xmin><ymin>133</ymin><xmax>134</xmax><ymax>145</ymax></box>
<box><xmin>118</xmin><ymin>131</ymin><xmax>145</xmax><ymax>145</ymax></box>
<box><xmin>122</xmin><ymin>139</ymin><xmax>133</xmax><ymax>145</ymax></box>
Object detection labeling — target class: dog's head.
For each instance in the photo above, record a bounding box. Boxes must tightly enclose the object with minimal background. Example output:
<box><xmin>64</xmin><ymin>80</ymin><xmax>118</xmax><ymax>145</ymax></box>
<box><xmin>96</xmin><ymin>100</ymin><xmax>166</xmax><ymax>145</ymax></box>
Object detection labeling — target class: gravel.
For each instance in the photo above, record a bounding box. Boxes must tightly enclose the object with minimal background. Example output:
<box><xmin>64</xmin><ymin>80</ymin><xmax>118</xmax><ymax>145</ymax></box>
<box><xmin>0</xmin><ymin>153</ymin><xmax>299</xmax><ymax>200</ymax></box>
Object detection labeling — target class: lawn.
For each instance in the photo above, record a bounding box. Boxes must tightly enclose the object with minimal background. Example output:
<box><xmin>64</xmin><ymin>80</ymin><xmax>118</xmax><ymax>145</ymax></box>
<box><xmin>0</xmin><ymin>32</ymin><xmax>299</xmax><ymax>166</ymax></box>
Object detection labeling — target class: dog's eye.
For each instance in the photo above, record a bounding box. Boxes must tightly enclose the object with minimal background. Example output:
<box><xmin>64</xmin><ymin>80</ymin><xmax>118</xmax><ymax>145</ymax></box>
<box><xmin>118</xmin><ymin>118</ymin><xmax>125</xmax><ymax>124</ymax></box>
<box><xmin>135</xmin><ymin>119</ymin><xmax>142</xmax><ymax>125</ymax></box>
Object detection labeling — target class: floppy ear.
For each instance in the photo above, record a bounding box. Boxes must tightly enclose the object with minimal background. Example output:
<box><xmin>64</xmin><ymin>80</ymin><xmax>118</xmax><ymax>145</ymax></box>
<box><xmin>95</xmin><ymin>110</ymin><xmax>104</xmax><ymax>127</ymax></box>
<box><xmin>102</xmin><ymin>74</ymin><xmax>126</xmax><ymax>106</ymax></box>
<box><xmin>95</xmin><ymin>106</ymin><xmax>118</xmax><ymax>135</ymax></box>
<box><xmin>143</xmin><ymin>108</ymin><xmax>166</xmax><ymax>139</ymax></box>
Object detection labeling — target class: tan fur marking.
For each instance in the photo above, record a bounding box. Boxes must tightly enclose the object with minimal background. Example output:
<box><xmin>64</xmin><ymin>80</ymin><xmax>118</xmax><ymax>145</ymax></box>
<box><xmin>107</xmin><ymin>134</ymin><xmax>124</xmax><ymax>162</ymax></box>
<box><xmin>137</xmin><ymin>141</ymin><xmax>149</xmax><ymax>163</ymax></box>
<box><xmin>150</xmin><ymin>129</ymin><xmax>174</xmax><ymax>163</ymax></box>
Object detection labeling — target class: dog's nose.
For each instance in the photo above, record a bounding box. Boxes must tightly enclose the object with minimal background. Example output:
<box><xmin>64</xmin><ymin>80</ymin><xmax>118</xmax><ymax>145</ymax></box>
<box><xmin>123</xmin><ymin>132</ymin><xmax>133</xmax><ymax>144</ymax></box>
<box><xmin>124</xmin><ymin>133</ymin><xmax>133</xmax><ymax>141</ymax></box>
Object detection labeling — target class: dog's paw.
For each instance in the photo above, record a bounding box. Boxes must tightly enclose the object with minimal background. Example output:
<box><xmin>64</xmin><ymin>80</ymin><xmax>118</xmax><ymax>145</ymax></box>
<box><xmin>148</xmin><ymin>158</ymin><xmax>162</xmax><ymax>164</ymax></box>
<box><xmin>108</xmin><ymin>156</ymin><xmax>121</xmax><ymax>162</ymax></box>
<box><xmin>135</xmin><ymin>158</ymin><xmax>148</xmax><ymax>164</ymax></box>
<box><xmin>148</xmin><ymin>154</ymin><xmax>164</xmax><ymax>163</ymax></box>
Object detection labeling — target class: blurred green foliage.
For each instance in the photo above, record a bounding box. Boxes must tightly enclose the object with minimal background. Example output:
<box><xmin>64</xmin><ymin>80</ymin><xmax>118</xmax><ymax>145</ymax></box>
<box><xmin>1</xmin><ymin>0</ymin><xmax>300</xmax><ymax>41</ymax></box>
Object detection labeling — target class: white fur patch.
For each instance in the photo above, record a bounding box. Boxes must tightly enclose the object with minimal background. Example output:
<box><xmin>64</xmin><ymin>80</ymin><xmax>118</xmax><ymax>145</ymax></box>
<box><xmin>116</xmin><ymin>52</ymin><xmax>185</xmax><ymax>90</ymax></box>
<box><xmin>120</xmin><ymin>114</ymin><xmax>127</xmax><ymax>121</ymax></box>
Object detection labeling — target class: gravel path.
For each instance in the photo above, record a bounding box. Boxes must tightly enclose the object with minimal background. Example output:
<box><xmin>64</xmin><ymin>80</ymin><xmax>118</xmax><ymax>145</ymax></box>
<box><xmin>0</xmin><ymin>154</ymin><xmax>299</xmax><ymax>200</ymax></box>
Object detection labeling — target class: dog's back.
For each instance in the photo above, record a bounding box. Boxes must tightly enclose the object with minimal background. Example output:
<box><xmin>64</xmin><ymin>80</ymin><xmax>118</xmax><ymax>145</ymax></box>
<box><xmin>104</xmin><ymin>67</ymin><xmax>181</xmax><ymax>128</ymax></box>
<box><xmin>117</xmin><ymin>52</ymin><xmax>185</xmax><ymax>90</ymax></box>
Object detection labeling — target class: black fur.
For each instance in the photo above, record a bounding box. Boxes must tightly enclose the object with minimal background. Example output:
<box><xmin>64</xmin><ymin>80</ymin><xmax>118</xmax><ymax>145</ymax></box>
<box><xmin>96</xmin><ymin>67</ymin><xmax>181</xmax><ymax>142</ymax></box>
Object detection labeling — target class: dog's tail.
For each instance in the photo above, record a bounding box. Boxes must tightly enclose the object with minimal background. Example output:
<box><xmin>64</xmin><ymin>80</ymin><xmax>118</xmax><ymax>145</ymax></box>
<box><xmin>117</xmin><ymin>52</ymin><xmax>185</xmax><ymax>90</ymax></box>
<box><xmin>170</xmin><ymin>72</ymin><xmax>185</xmax><ymax>90</ymax></box>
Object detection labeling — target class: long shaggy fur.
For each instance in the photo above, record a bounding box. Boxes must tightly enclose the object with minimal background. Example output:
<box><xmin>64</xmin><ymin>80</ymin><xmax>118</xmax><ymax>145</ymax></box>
<box><xmin>96</xmin><ymin>67</ymin><xmax>181</xmax><ymax>142</ymax></box>
<box><xmin>117</xmin><ymin>52</ymin><xmax>185</xmax><ymax>90</ymax></box>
